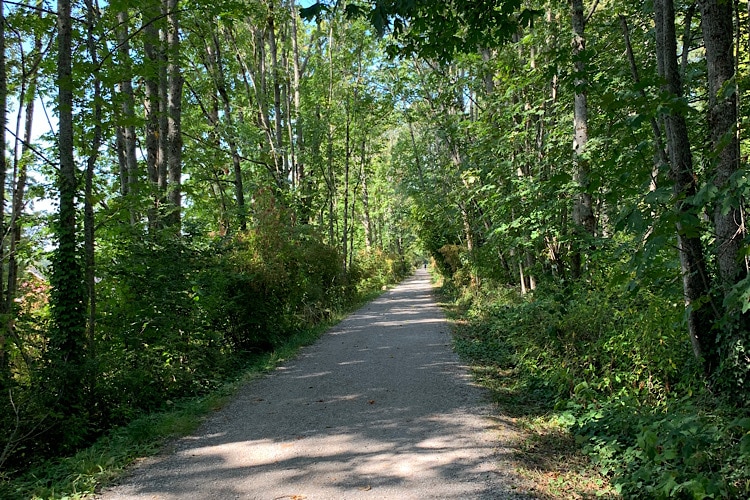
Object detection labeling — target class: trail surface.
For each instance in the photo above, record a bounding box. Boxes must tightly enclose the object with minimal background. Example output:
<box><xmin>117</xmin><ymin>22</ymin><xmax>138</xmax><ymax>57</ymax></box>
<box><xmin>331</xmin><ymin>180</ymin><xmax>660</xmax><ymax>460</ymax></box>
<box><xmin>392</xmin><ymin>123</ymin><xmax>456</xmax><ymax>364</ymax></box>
<box><xmin>100</xmin><ymin>269</ymin><xmax>531</xmax><ymax>499</ymax></box>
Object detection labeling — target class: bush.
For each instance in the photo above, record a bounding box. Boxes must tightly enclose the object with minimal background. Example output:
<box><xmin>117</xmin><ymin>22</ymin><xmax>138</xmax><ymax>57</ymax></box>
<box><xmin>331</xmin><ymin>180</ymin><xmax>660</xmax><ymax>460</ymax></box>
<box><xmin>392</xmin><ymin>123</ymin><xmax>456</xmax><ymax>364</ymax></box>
<box><xmin>450</xmin><ymin>268</ymin><xmax>749</xmax><ymax>498</ymax></box>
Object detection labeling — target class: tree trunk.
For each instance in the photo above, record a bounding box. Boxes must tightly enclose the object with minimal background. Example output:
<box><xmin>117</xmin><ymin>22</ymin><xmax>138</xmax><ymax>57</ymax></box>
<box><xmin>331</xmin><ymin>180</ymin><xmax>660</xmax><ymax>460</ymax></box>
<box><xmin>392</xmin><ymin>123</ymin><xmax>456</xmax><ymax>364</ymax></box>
<box><xmin>7</xmin><ymin>79</ymin><xmax>34</xmax><ymax>312</ymax></box>
<box><xmin>117</xmin><ymin>10</ymin><xmax>138</xmax><ymax>224</ymax></box>
<box><xmin>342</xmin><ymin>98</ymin><xmax>351</xmax><ymax>271</ymax></box>
<box><xmin>361</xmin><ymin>138</ymin><xmax>372</xmax><ymax>252</ymax></box>
<box><xmin>267</xmin><ymin>2</ymin><xmax>287</xmax><ymax>182</ymax></box>
<box><xmin>700</xmin><ymin>0</ymin><xmax>743</xmax><ymax>291</ymax></box>
<box><xmin>654</xmin><ymin>0</ymin><xmax>717</xmax><ymax>373</ymax></box>
<box><xmin>158</xmin><ymin>1</ymin><xmax>169</xmax><ymax>198</ymax></box>
<box><xmin>212</xmin><ymin>29</ymin><xmax>246</xmax><ymax>230</ymax></box>
<box><xmin>166</xmin><ymin>0</ymin><xmax>183</xmax><ymax>228</ymax></box>
<box><xmin>620</xmin><ymin>15</ymin><xmax>669</xmax><ymax>175</ymax></box>
<box><xmin>290</xmin><ymin>0</ymin><xmax>305</xmax><ymax>190</ymax></box>
<box><xmin>0</xmin><ymin>0</ymin><xmax>7</xmax><ymax>385</ymax></box>
<box><xmin>50</xmin><ymin>0</ymin><xmax>87</xmax><ymax>421</ymax></box>
<box><xmin>143</xmin><ymin>0</ymin><xmax>162</xmax><ymax>229</ymax></box>
<box><xmin>570</xmin><ymin>0</ymin><xmax>596</xmax><ymax>279</ymax></box>
<box><xmin>83</xmin><ymin>0</ymin><xmax>103</xmax><ymax>355</ymax></box>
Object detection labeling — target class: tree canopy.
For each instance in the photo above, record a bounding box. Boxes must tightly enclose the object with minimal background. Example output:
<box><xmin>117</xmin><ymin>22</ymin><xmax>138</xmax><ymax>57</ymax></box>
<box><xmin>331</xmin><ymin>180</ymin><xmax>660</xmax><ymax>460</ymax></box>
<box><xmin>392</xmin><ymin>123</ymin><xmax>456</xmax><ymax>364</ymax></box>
<box><xmin>1</xmin><ymin>0</ymin><xmax>750</xmax><ymax>497</ymax></box>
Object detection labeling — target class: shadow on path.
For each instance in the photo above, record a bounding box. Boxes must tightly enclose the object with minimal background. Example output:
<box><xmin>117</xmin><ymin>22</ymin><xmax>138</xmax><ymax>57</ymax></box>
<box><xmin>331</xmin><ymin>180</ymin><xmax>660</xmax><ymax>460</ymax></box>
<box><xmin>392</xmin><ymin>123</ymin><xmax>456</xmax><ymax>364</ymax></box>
<box><xmin>100</xmin><ymin>269</ymin><xmax>532</xmax><ymax>499</ymax></box>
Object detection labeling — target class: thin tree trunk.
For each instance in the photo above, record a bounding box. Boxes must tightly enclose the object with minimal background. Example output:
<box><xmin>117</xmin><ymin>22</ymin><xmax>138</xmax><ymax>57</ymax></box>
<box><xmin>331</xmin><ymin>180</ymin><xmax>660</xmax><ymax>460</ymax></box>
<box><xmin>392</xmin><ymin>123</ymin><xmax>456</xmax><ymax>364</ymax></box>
<box><xmin>361</xmin><ymin>137</ymin><xmax>372</xmax><ymax>252</ymax></box>
<box><xmin>83</xmin><ymin>0</ymin><xmax>103</xmax><ymax>354</ymax></box>
<box><xmin>290</xmin><ymin>0</ymin><xmax>305</xmax><ymax>189</ymax></box>
<box><xmin>158</xmin><ymin>1</ymin><xmax>169</xmax><ymax>197</ymax></box>
<box><xmin>267</xmin><ymin>2</ymin><xmax>286</xmax><ymax>181</ymax></box>
<box><xmin>143</xmin><ymin>0</ymin><xmax>162</xmax><ymax>229</ymax></box>
<box><xmin>620</xmin><ymin>14</ymin><xmax>669</xmax><ymax>178</ymax></box>
<box><xmin>570</xmin><ymin>0</ymin><xmax>596</xmax><ymax>279</ymax></box>
<box><xmin>0</xmin><ymin>0</ymin><xmax>7</xmax><ymax>384</ymax></box>
<box><xmin>7</xmin><ymin>83</ymin><xmax>34</xmax><ymax>311</ymax></box>
<box><xmin>252</xmin><ymin>25</ymin><xmax>280</xmax><ymax>182</ymax></box>
<box><xmin>342</xmin><ymin>98</ymin><xmax>350</xmax><ymax>271</ymax></box>
<box><xmin>212</xmin><ymin>29</ymin><xmax>246</xmax><ymax>230</ymax></box>
<box><xmin>326</xmin><ymin>20</ymin><xmax>336</xmax><ymax>245</ymax></box>
<box><xmin>117</xmin><ymin>10</ymin><xmax>138</xmax><ymax>224</ymax></box>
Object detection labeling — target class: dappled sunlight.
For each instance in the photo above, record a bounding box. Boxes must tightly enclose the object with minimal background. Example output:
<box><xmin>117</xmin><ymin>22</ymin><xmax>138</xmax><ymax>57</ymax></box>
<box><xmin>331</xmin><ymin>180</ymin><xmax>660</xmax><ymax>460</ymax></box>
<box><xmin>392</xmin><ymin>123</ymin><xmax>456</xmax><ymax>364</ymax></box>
<box><xmin>99</xmin><ymin>270</ymin><xmax>528</xmax><ymax>499</ymax></box>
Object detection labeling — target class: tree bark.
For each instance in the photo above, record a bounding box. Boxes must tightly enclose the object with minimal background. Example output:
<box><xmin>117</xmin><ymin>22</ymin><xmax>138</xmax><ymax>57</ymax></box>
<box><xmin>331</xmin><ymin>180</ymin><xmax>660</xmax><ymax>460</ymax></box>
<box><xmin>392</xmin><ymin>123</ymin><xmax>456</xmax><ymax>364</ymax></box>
<box><xmin>342</xmin><ymin>98</ymin><xmax>351</xmax><ymax>271</ymax></box>
<box><xmin>166</xmin><ymin>0</ymin><xmax>183</xmax><ymax>228</ymax></box>
<box><xmin>699</xmin><ymin>0</ymin><xmax>743</xmax><ymax>292</ymax></box>
<box><xmin>143</xmin><ymin>0</ymin><xmax>162</xmax><ymax>229</ymax></box>
<box><xmin>50</xmin><ymin>0</ymin><xmax>87</xmax><ymax>417</ymax></box>
<box><xmin>267</xmin><ymin>2</ymin><xmax>287</xmax><ymax>182</ymax></box>
<box><xmin>361</xmin><ymin>137</ymin><xmax>372</xmax><ymax>252</ymax></box>
<box><xmin>570</xmin><ymin>0</ymin><xmax>596</xmax><ymax>279</ymax></box>
<box><xmin>290</xmin><ymin>0</ymin><xmax>305</xmax><ymax>189</ymax></box>
<box><xmin>83</xmin><ymin>0</ymin><xmax>103</xmax><ymax>354</ymax></box>
<box><xmin>117</xmin><ymin>10</ymin><xmax>138</xmax><ymax>224</ymax></box>
<box><xmin>0</xmin><ymin>0</ymin><xmax>7</xmax><ymax>385</ymax></box>
<box><xmin>213</xmin><ymin>29</ymin><xmax>247</xmax><ymax>231</ymax></box>
<box><xmin>654</xmin><ymin>0</ymin><xmax>717</xmax><ymax>373</ymax></box>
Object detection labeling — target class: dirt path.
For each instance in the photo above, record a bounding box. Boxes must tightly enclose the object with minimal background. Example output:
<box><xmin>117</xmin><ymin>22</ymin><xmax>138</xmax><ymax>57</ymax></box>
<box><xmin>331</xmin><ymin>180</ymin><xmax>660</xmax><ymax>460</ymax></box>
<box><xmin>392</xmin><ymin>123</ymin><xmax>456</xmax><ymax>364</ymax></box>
<box><xmin>99</xmin><ymin>269</ymin><xmax>532</xmax><ymax>499</ymax></box>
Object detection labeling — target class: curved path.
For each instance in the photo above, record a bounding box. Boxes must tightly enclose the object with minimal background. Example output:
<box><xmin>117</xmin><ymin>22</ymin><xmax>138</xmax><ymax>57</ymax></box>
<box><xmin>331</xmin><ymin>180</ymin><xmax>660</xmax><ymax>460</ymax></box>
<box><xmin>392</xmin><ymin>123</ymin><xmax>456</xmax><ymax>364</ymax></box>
<box><xmin>100</xmin><ymin>269</ymin><xmax>530</xmax><ymax>499</ymax></box>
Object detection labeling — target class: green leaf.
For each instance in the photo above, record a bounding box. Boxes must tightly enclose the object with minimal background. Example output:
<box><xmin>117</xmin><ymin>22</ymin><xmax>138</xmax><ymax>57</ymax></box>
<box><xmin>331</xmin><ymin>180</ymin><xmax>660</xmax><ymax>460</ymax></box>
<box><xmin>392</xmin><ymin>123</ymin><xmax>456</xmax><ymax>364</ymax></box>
<box><xmin>299</xmin><ymin>2</ymin><xmax>327</xmax><ymax>21</ymax></box>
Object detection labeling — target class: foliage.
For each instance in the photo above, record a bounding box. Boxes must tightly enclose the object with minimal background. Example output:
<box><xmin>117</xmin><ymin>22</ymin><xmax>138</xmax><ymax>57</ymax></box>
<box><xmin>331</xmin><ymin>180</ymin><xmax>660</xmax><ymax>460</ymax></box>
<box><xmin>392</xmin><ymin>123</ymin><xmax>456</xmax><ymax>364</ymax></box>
<box><xmin>449</xmin><ymin>272</ymin><xmax>750</xmax><ymax>498</ymax></box>
<box><xmin>2</xmin><ymin>307</ymin><xmax>362</xmax><ymax>500</ymax></box>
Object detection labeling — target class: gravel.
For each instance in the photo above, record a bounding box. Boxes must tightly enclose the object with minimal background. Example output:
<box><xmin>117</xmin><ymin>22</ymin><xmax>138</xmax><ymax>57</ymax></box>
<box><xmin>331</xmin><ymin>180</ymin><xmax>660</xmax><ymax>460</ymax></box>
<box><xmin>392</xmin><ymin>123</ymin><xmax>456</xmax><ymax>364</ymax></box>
<box><xmin>98</xmin><ymin>269</ymin><xmax>534</xmax><ymax>499</ymax></box>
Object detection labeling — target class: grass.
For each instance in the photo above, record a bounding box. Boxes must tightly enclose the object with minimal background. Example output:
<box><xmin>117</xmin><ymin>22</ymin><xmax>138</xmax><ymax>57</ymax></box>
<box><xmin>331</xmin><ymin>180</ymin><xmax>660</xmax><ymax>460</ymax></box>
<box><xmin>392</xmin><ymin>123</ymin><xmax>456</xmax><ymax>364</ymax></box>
<box><xmin>3</xmin><ymin>288</ymin><xmax>386</xmax><ymax>500</ymax></box>
<box><xmin>435</xmin><ymin>281</ymin><xmax>618</xmax><ymax>499</ymax></box>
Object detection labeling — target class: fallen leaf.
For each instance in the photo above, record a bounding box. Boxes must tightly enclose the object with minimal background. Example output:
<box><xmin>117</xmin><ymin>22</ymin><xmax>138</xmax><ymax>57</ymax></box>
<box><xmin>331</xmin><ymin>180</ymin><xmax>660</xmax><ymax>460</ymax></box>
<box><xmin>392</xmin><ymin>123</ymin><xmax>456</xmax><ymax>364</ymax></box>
<box><xmin>368</xmin><ymin>400</ymin><xmax>375</xmax><ymax>404</ymax></box>
<box><xmin>358</xmin><ymin>485</ymin><xmax>372</xmax><ymax>491</ymax></box>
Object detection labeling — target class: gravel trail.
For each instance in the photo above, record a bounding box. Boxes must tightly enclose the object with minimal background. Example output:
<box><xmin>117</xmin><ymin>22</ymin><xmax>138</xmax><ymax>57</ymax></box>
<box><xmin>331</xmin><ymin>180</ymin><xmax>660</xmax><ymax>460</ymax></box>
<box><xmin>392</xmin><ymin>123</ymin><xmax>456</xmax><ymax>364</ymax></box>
<box><xmin>99</xmin><ymin>269</ymin><xmax>531</xmax><ymax>499</ymax></box>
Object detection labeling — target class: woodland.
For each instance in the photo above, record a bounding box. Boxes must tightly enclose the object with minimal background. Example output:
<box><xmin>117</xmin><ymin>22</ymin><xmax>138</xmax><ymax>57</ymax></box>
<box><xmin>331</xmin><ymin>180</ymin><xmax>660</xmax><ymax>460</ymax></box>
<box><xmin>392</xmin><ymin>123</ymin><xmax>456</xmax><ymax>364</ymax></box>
<box><xmin>0</xmin><ymin>0</ymin><xmax>749</xmax><ymax>498</ymax></box>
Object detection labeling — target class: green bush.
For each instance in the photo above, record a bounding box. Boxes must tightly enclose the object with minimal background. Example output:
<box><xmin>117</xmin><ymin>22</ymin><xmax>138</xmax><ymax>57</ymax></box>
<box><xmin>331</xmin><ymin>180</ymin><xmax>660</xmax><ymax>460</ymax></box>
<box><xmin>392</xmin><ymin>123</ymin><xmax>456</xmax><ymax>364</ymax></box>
<box><xmin>450</xmin><ymin>269</ymin><xmax>749</xmax><ymax>498</ymax></box>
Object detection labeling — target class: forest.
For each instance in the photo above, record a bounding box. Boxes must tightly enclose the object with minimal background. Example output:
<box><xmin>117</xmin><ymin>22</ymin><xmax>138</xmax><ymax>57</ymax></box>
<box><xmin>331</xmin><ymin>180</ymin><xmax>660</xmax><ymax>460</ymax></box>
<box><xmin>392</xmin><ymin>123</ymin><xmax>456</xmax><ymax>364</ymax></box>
<box><xmin>0</xmin><ymin>0</ymin><xmax>749</xmax><ymax>498</ymax></box>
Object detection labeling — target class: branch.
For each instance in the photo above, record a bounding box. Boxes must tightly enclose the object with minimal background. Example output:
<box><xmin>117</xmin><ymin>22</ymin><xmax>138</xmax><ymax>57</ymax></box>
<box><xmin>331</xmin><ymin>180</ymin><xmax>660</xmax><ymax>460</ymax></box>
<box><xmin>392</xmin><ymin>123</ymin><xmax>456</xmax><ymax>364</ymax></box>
<box><xmin>585</xmin><ymin>0</ymin><xmax>600</xmax><ymax>25</ymax></box>
<box><xmin>4</xmin><ymin>126</ymin><xmax>57</xmax><ymax>170</ymax></box>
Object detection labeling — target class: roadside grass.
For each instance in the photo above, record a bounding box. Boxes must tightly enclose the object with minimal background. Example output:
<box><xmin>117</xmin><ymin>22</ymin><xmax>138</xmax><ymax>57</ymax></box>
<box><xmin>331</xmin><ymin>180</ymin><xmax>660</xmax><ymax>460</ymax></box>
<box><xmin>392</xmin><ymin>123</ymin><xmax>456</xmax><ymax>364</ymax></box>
<box><xmin>436</xmin><ymin>284</ymin><xmax>617</xmax><ymax>499</ymax></box>
<box><xmin>3</xmin><ymin>288</ymin><xmax>386</xmax><ymax>500</ymax></box>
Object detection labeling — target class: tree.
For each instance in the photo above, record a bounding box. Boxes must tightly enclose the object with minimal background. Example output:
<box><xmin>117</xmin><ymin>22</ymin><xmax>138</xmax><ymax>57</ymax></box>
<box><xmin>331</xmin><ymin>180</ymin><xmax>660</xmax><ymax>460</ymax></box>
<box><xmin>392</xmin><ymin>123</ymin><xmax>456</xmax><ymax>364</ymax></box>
<box><xmin>47</xmin><ymin>0</ymin><xmax>88</xmax><ymax>445</ymax></box>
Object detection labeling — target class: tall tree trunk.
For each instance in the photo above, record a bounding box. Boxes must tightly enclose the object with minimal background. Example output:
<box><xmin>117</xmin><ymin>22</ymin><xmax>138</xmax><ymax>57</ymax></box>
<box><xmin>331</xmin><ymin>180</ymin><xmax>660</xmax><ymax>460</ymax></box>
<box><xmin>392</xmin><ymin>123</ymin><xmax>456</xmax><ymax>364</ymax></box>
<box><xmin>83</xmin><ymin>0</ymin><xmax>103</xmax><ymax>355</ymax></box>
<box><xmin>342</xmin><ymin>98</ymin><xmax>350</xmax><ymax>271</ymax></box>
<box><xmin>158</xmin><ymin>1</ymin><xmax>169</xmax><ymax>198</ymax></box>
<box><xmin>700</xmin><ymin>0</ymin><xmax>748</xmax><ymax>390</ymax></box>
<box><xmin>570</xmin><ymin>0</ymin><xmax>596</xmax><ymax>279</ymax></box>
<box><xmin>326</xmin><ymin>19</ymin><xmax>336</xmax><ymax>245</ymax></box>
<box><xmin>361</xmin><ymin>138</ymin><xmax>372</xmax><ymax>252</ymax></box>
<box><xmin>50</xmin><ymin>0</ymin><xmax>87</xmax><ymax>425</ymax></box>
<box><xmin>143</xmin><ymin>0</ymin><xmax>162</xmax><ymax>229</ymax></box>
<box><xmin>267</xmin><ymin>2</ymin><xmax>287</xmax><ymax>182</ymax></box>
<box><xmin>654</xmin><ymin>0</ymin><xmax>717</xmax><ymax>374</ymax></box>
<box><xmin>620</xmin><ymin>14</ymin><xmax>669</xmax><ymax>180</ymax></box>
<box><xmin>251</xmin><ymin>25</ymin><xmax>280</xmax><ymax>182</ymax></box>
<box><xmin>700</xmin><ymin>0</ymin><xmax>743</xmax><ymax>291</ymax></box>
<box><xmin>7</xmin><ymin>0</ymin><xmax>43</xmax><ymax>312</ymax></box>
<box><xmin>166</xmin><ymin>0</ymin><xmax>183</xmax><ymax>228</ymax></box>
<box><xmin>212</xmin><ymin>30</ymin><xmax>246</xmax><ymax>230</ymax></box>
<box><xmin>7</xmin><ymin>81</ymin><xmax>34</xmax><ymax>312</ymax></box>
<box><xmin>0</xmin><ymin>0</ymin><xmax>7</xmax><ymax>385</ymax></box>
<box><xmin>290</xmin><ymin>0</ymin><xmax>305</xmax><ymax>191</ymax></box>
<box><xmin>117</xmin><ymin>10</ymin><xmax>138</xmax><ymax>224</ymax></box>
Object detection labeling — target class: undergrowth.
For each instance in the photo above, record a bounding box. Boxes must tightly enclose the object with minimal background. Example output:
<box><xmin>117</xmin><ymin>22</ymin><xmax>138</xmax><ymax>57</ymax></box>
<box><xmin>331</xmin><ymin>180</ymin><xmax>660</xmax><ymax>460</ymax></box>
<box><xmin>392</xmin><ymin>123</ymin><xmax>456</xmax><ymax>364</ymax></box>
<box><xmin>442</xmin><ymin>275</ymin><xmax>750</xmax><ymax>499</ymax></box>
<box><xmin>0</xmin><ymin>286</ymin><xmax>389</xmax><ymax>500</ymax></box>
